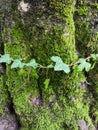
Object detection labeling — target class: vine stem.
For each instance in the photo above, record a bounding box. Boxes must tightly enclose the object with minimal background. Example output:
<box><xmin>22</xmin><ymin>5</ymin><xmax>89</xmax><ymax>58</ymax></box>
<box><xmin>69</xmin><ymin>56</ymin><xmax>91</xmax><ymax>67</ymax></box>
<box><xmin>0</xmin><ymin>53</ymin><xmax>96</xmax><ymax>71</ymax></box>
<box><xmin>38</xmin><ymin>64</ymin><xmax>48</xmax><ymax>69</ymax></box>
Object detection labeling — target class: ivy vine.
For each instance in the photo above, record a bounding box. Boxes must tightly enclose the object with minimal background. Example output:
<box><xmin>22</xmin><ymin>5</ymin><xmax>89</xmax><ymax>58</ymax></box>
<box><xmin>0</xmin><ymin>53</ymin><xmax>98</xmax><ymax>73</ymax></box>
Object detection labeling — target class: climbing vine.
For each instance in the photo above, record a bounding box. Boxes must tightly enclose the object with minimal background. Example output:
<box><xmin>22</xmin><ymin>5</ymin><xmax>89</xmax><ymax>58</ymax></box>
<box><xmin>0</xmin><ymin>53</ymin><xmax>98</xmax><ymax>74</ymax></box>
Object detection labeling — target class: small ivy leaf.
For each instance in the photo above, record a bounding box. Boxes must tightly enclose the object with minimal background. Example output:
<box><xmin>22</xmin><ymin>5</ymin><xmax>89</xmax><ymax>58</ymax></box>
<box><xmin>0</xmin><ymin>54</ymin><xmax>12</xmax><ymax>64</ymax></box>
<box><xmin>91</xmin><ymin>54</ymin><xmax>98</xmax><ymax>62</ymax></box>
<box><xmin>47</xmin><ymin>64</ymin><xmax>54</xmax><ymax>68</ymax></box>
<box><xmin>78</xmin><ymin>58</ymin><xmax>86</xmax><ymax>71</ymax></box>
<box><xmin>78</xmin><ymin>58</ymin><xmax>86</xmax><ymax>64</ymax></box>
<box><xmin>54</xmin><ymin>62</ymin><xmax>70</xmax><ymax>73</ymax></box>
<box><xmin>26</xmin><ymin>59</ymin><xmax>38</xmax><ymax>69</ymax></box>
<box><xmin>61</xmin><ymin>64</ymin><xmax>70</xmax><ymax>73</ymax></box>
<box><xmin>85</xmin><ymin>62</ymin><xmax>91</xmax><ymax>72</ymax></box>
<box><xmin>44</xmin><ymin>78</ymin><xmax>50</xmax><ymax>89</ymax></box>
<box><xmin>78</xmin><ymin>58</ymin><xmax>91</xmax><ymax>72</ymax></box>
<box><xmin>51</xmin><ymin>56</ymin><xmax>63</xmax><ymax>63</ymax></box>
<box><xmin>91</xmin><ymin>54</ymin><xmax>97</xmax><ymax>60</ymax></box>
<box><xmin>11</xmin><ymin>59</ymin><xmax>24</xmax><ymax>69</ymax></box>
<box><xmin>51</xmin><ymin>56</ymin><xmax>70</xmax><ymax>73</ymax></box>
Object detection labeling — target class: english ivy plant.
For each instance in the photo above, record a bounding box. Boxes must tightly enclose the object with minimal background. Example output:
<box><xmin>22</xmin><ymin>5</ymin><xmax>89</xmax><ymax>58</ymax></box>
<box><xmin>26</xmin><ymin>59</ymin><xmax>38</xmax><ymax>69</ymax></box>
<box><xmin>0</xmin><ymin>54</ymin><xmax>12</xmax><ymax>64</ymax></box>
<box><xmin>11</xmin><ymin>59</ymin><xmax>25</xmax><ymax>69</ymax></box>
<box><xmin>77</xmin><ymin>58</ymin><xmax>91</xmax><ymax>72</ymax></box>
<box><xmin>51</xmin><ymin>56</ymin><xmax>70</xmax><ymax>73</ymax></box>
<box><xmin>0</xmin><ymin>53</ymin><xmax>97</xmax><ymax>74</ymax></box>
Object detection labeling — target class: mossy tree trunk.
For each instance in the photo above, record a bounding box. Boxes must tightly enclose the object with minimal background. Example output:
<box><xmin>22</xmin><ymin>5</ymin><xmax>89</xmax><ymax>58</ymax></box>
<box><xmin>0</xmin><ymin>0</ymin><xmax>98</xmax><ymax>130</ymax></box>
<box><xmin>75</xmin><ymin>0</ymin><xmax>98</xmax><ymax>128</ymax></box>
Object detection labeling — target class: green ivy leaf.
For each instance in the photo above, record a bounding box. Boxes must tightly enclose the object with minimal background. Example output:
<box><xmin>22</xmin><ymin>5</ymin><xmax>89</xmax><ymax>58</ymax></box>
<box><xmin>85</xmin><ymin>62</ymin><xmax>91</xmax><ymax>72</ymax></box>
<box><xmin>78</xmin><ymin>58</ymin><xmax>91</xmax><ymax>72</ymax></box>
<box><xmin>78</xmin><ymin>58</ymin><xmax>85</xmax><ymax>71</ymax></box>
<box><xmin>51</xmin><ymin>56</ymin><xmax>63</xmax><ymax>63</ymax></box>
<box><xmin>26</xmin><ymin>59</ymin><xmax>38</xmax><ymax>69</ymax></box>
<box><xmin>91</xmin><ymin>54</ymin><xmax>96</xmax><ymax>58</ymax></box>
<box><xmin>0</xmin><ymin>54</ymin><xmax>12</xmax><ymax>64</ymax></box>
<box><xmin>51</xmin><ymin>56</ymin><xmax>70</xmax><ymax>73</ymax></box>
<box><xmin>91</xmin><ymin>54</ymin><xmax>98</xmax><ymax>61</ymax></box>
<box><xmin>11</xmin><ymin>59</ymin><xmax>24</xmax><ymax>69</ymax></box>
<box><xmin>54</xmin><ymin>62</ymin><xmax>70</xmax><ymax>73</ymax></box>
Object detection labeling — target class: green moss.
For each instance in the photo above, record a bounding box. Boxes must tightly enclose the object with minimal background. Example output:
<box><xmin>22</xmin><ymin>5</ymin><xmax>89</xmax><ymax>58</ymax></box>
<box><xmin>75</xmin><ymin>1</ymin><xmax>98</xmax><ymax>128</ymax></box>
<box><xmin>0</xmin><ymin>15</ymin><xmax>9</xmax><ymax>115</ymax></box>
<box><xmin>4</xmin><ymin>1</ymin><xmax>95</xmax><ymax>129</ymax></box>
<box><xmin>0</xmin><ymin>76</ymin><xmax>9</xmax><ymax>115</ymax></box>
<box><xmin>77</xmin><ymin>6</ymin><xmax>88</xmax><ymax>15</ymax></box>
<box><xmin>89</xmin><ymin>3</ymin><xmax>98</xmax><ymax>9</ymax></box>
<box><xmin>86</xmin><ymin>66</ymin><xmax>98</xmax><ymax>126</ymax></box>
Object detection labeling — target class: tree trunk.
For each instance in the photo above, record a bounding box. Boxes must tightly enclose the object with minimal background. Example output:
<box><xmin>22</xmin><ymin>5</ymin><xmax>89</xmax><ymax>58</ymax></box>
<box><xmin>0</xmin><ymin>0</ymin><xmax>98</xmax><ymax>130</ymax></box>
<box><xmin>75</xmin><ymin>0</ymin><xmax>98</xmax><ymax>129</ymax></box>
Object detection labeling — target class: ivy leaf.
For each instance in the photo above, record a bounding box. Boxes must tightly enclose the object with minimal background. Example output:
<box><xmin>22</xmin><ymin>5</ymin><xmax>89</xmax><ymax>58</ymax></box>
<box><xmin>11</xmin><ymin>59</ymin><xmax>24</xmax><ymax>69</ymax></box>
<box><xmin>0</xmin><ymin>54</ymin><xmax>12</xmax><ymax>64</ymax></box>
<box><xmin>54</xmin><ymin>62</ymin><xmax>70</xmax><ymax>73</ymax></box>
<box><xmin>51</xmin><ymin>56</ymin><xmax>70</xmax><ymax>73</ymax></box>
<box><xmin>26</xmin><ymin>59</ymin><xmax>38</xmax><ymax>69</ymax></box>
<box><xmin>91</xmin><ymin>54</ymin><xmax>96</xmax><ymax>60</ymax></box>
<box><xmin>78</xmin><ymin>58</ymin><xmax>91</xmax><ymax>72</ymax></box>
<box><xmin>91</xmin><ymin>54</ymin><xmax>98</xmax><ymax>60</ymax></box>
<box><xmin>85</xmin><ymin>62</ymin><xmax>91</xmax><ymax>72</ymax></box>
<box><xmin>51</xmin><ymin>56</ymin><xmax>63</xmax><ymax>63</ymax></box>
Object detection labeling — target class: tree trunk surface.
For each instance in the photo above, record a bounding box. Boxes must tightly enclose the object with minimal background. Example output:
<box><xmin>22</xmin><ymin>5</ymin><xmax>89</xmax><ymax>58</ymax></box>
<box><xmin>0</xmin><ymin>0</ymin><xmax>98</xmax><ymax>130</ymax></box>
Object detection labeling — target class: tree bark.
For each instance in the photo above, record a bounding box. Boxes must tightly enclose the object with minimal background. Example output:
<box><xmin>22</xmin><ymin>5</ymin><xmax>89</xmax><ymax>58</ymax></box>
<box><xmin>0</xmin><ymin>0</ymin><xmax>98</xmax><ymax>130</ymax></box>
<box><xmin>75</xmin><ymin>0</ymin><xmax>98</xmax><ymax>129</ymax></box>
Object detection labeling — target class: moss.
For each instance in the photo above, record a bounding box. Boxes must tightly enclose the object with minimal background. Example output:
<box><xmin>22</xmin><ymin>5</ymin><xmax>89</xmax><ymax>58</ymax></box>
<box><xmin>89</xmin><ymin>3</ymin><xmax>98</xmax><ymax>9</ymax></box>
<box><xmin>4</xmin><ymin>1</ymin><xmax>95</xmax><ymax>129</ymax></box>
<box><xmin>0</xmin><ymin>15</ymin><xmax>9</xmax><ymax>115</ymax></box>
<box><xmin>87</xmin><ymin>66</ymin><xmax>98</xmax><ymax>126</ymax></box>
<box><xmin>75</xmin><ymin>1</ymin><xmax>98</xmax><ymax>128</ymax></box>
<box><xmin>77</xmin><ymin>6</ymin><xmax>88</xmax><ymax>15</ymax></box>
<box><xmin>0</xmin><ymin>76</ymin><xmax>9</xmax><ymax>115</ymax></box>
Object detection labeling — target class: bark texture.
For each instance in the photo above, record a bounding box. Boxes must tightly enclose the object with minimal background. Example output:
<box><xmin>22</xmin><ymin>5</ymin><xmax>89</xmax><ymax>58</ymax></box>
<box><xmin>0</xmin><ymin>0</ymin><xmax>98</xmax><ymax>130</ymax></box>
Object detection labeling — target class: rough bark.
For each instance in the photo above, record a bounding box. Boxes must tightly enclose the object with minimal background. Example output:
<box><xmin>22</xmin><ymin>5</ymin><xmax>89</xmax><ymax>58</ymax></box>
<box><xmin>0</xmin><ymin>0</ymin><xmax>98</xmax><ymax>130</ymax></box>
